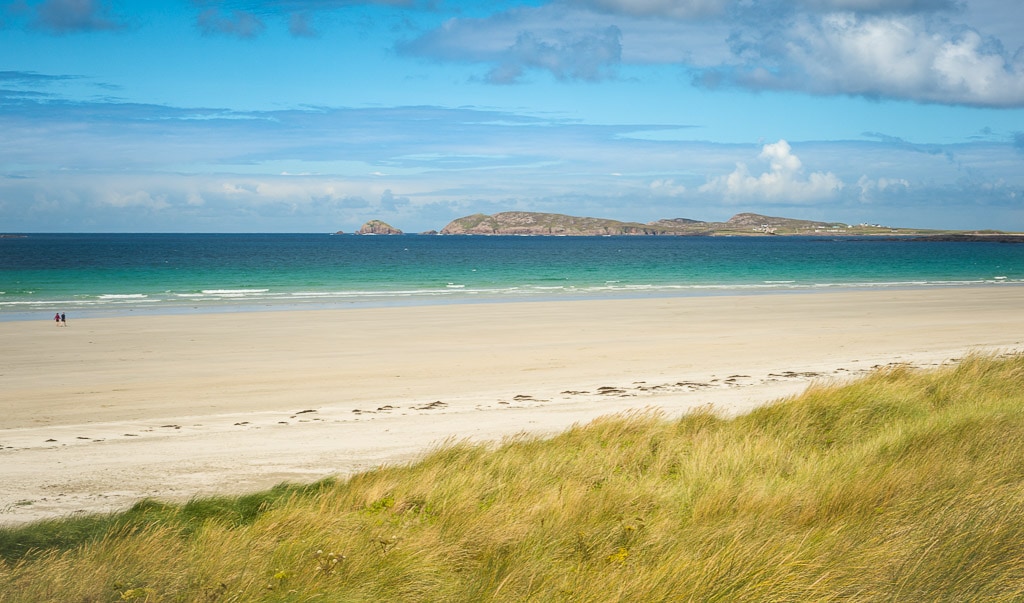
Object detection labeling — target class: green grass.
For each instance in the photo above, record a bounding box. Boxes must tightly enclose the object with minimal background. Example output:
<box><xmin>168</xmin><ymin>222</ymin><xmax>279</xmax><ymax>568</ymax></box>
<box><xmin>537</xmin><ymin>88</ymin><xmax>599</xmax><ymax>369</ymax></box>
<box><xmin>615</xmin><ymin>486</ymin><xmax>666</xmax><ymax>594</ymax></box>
<box><xmin>3</xmin><ymin>354</ymin><xmax>1024</xmax><ymax>601</ymax></box>
<box><xmin>0</xmin><ymin>480</ymin><xmax>337</xmax><ymax>565</ymax></box>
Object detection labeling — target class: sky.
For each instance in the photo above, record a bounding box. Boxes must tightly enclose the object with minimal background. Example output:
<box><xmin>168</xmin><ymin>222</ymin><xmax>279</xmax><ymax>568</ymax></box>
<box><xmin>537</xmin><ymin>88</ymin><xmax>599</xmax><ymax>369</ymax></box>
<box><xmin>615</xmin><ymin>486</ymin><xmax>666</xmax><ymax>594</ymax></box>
<box><xmin>1</xmin><ymin>0</ymin><xmax>1023</xmax><ymax>233</ymax></box>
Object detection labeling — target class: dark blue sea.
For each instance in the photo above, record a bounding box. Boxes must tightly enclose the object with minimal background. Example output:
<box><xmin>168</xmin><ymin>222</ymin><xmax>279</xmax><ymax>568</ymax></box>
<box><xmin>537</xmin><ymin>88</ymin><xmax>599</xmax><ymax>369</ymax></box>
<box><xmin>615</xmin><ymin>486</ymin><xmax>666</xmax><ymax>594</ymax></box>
<box><xmin>2</xmin><ymin>233</ymin><xmax>1022</xmax><ymax>320</ymax></box>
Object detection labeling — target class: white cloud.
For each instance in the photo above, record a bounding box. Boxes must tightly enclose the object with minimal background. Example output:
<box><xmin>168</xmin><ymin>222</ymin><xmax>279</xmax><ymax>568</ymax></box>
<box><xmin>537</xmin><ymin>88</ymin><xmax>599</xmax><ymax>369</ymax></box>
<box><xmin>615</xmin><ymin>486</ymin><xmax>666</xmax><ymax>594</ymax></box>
<box><xmin>400</xmin><ymin>1</ymin><xmax>1024</xmax><ymax>107</ymax></box>
<box><xmin>715</xmin><ymin>13</ymin><xmax>1024</xmax><ymax>107</ymax></box>
<box><xmin>857</xmin><ymin>175</ymin><xmax>910</xmax><ymax>201</ymax></box>
<box><xmin>700</xmin><ymin>140</ymin><xmax>844</xmax><ymax>203</ymax></box>
<box><xmin>486</xmin><ymin>26</ymin><xmax>622</xmax><ymax>83</ymax></box>
<box><xmin>221</xmin><ymin>182</ymin><xmax>259</xmax><ymax>195</ymax></box>
<box><xmin>2</xmin><ymin>98</ymin><xmax>1022</xmax><ymax>231</ymax></box>
<box><xmin>100</xmin><ymin>190</ymin><xmax>170</xmax><ymax>210</ymax></box>
<box><xmin>650</xmin><ymin>178</ymin><xmax>687</xmax><ymax>196</ymax></box>
<box><xmin>402</xmin><ymin>7</ymin><xmax>624</xmax><ymax>84</ymax></box>
<box><xmin>400</xmin><ymin>4</ymin><xmax>729</xmax><ymax>74</ymax></box>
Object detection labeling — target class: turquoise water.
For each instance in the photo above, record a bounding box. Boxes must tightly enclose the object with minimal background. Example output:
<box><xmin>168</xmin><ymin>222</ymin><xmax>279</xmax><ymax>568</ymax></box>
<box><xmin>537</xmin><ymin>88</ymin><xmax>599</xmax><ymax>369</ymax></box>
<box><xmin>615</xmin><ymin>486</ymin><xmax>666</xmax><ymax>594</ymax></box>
<box><xmin>2</xmin><ymin>233</ymin><xmax>1022</xmax><ymax>320</ymax></box>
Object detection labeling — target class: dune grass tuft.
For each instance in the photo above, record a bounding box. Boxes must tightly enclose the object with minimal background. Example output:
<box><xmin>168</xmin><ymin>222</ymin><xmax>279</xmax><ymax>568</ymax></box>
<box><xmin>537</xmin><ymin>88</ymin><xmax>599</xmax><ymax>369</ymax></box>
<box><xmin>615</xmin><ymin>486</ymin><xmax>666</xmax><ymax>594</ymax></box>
<box><xmin>3</xmin><ymin>354</ymin><xmax>1024</xmax><ymax>601</ymax></box>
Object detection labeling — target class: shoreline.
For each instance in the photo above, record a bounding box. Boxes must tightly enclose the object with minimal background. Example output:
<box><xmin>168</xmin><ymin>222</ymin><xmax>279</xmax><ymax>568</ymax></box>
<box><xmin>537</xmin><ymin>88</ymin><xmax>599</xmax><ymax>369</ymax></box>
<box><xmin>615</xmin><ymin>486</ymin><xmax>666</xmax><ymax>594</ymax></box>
<box><xmin>4</xmin><ymin>281</ymin><xmax>1021</xmax><ymax>324</ymax></box>
<box><xmin>3</xmin><ymin>287</ymin><xmax>1024</xmax><ymax>526</ymax></box>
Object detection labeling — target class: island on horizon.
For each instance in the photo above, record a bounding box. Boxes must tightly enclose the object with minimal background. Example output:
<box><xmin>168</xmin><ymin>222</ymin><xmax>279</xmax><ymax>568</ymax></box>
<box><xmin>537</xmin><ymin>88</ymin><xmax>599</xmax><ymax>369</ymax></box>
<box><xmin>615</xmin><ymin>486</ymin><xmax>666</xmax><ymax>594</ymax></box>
<box><xmin>337</xmin><ymin>211</ymin><xmax>1022</xmax><ymax>239</ymax></box>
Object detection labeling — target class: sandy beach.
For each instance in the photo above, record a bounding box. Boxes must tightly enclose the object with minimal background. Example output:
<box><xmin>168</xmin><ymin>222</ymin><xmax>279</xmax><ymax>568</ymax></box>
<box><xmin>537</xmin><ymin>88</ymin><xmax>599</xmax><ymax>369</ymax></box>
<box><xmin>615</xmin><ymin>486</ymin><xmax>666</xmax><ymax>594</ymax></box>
<box><xmin>3</xmin><ymin>286</ymin><xmax>1023</xmax><ymax>526</ymax></box>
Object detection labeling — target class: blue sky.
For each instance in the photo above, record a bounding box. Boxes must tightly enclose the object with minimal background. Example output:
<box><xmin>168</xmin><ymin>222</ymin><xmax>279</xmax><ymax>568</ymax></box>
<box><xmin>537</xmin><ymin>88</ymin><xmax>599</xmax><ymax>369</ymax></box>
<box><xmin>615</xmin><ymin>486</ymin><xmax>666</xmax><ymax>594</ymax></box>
<box><xmin>2</xmin><ymin>0</ymin><xmax>1023</xmax><ymax>232</ymax></box>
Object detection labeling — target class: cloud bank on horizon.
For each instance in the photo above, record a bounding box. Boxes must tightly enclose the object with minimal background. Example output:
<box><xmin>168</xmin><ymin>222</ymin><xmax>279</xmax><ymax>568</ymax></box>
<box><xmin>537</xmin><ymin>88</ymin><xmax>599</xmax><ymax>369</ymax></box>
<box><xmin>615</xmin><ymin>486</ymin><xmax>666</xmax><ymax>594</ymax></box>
<box><xmin>0</xmin><ymin>0</ymin><xmax>1022</xmax><ymax>232</ymax></box>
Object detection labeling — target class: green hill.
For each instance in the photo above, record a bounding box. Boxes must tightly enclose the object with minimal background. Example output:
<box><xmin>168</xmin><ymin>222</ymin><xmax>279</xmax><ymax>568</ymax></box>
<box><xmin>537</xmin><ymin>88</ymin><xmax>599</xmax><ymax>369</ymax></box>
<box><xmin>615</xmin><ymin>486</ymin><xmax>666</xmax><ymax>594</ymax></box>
<box><xmin>438</xmin><ymin>211</ymin><xmax>939</xmax><ymax>236</ymax></box>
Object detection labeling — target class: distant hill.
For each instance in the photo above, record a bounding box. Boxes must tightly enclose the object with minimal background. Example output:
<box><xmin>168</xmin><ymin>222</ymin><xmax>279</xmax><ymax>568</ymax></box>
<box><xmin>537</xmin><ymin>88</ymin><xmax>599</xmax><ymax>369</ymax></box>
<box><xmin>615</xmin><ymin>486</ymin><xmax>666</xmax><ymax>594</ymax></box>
<box><xmin>346</xmin><ymin>211</ymin><xmax>975</xmax><ymax>237</ymax></box>
<box><xmin>439</xmin><ymin>212</ymin><xmax>682</xmax><ymax>236</ymax></box>
<box><xmin>356</xmin><ymin>220</ymin><xmax>403</xmax><ymax>235</ymax></box>
<box><xmin>439</xmin><ymin>211</ymin><xmax>891</xmax><ymax>236</ymax></box>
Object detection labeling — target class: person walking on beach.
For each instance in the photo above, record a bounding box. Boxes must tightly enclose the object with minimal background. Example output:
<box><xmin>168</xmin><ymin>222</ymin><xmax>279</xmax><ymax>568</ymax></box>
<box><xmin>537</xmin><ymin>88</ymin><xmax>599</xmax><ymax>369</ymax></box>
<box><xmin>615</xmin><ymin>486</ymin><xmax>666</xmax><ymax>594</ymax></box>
<box><xmin>60</xmin><ymin>312</ymin><xmax>66</xmax><ymax>327</ymax></box>
<box><xmin>54</xmin><ymin>312</ymin><xmax>60</xmax><ymax>326</ymax></box>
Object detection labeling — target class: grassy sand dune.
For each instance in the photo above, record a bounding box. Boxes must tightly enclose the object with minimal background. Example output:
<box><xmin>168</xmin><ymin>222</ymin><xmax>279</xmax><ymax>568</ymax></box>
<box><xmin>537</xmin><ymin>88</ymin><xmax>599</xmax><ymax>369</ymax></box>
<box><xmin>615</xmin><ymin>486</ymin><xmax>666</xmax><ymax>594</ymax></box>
<box><xmin>3</xmin><ymin>354</ymin><xmax>1024</xmax><ymax>601</ymax></box>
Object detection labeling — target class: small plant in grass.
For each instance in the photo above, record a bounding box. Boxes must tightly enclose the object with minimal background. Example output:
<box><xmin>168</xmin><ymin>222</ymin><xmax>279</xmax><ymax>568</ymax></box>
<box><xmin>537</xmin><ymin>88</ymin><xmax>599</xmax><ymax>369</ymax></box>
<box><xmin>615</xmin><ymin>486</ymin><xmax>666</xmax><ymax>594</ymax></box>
<box><xmin>119</xmin><ymin>587</ymin><xmax>156</xmax><ymax>601</ymax></box>
<box><xmin>313</xmin><ymin>548</ymin><xmax>345</xmax><ymax>575</ymax></box>
<box><xmin>364</xmin><ymin>494</ymin><xmax>395</xmax><ymax>513</ymax></box>
<box><xmin>607</xmin><ymin>547</ymin><xmax>630</xmax><ymax>565</ymax></box>
<box><xmin>376</xmin><ymin>535</ymin><xmax>401</xmax><ymax>554</ymax></box>
<box><xmin>201</xmin><ymin>582</ymin><xmax>228</xmax><ymax>602</ymax></box>
<box><xmin>113</xmin><ymin>581</ymin><xmax>156</xmax><ymax>601</ymax></box>
<box><xmin>266</xmin><ymin>570</ymin><xmax>291</xmax><ymax>591</ymax></box>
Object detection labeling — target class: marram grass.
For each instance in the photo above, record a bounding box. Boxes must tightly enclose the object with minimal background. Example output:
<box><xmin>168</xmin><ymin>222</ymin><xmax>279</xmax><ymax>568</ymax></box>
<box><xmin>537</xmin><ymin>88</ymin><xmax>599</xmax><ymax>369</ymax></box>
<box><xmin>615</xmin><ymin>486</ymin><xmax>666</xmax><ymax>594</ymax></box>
<box><xmin>3</xmin><ymin>354</ymin><xmax>1024</xmax><ymax>601</ymax></box>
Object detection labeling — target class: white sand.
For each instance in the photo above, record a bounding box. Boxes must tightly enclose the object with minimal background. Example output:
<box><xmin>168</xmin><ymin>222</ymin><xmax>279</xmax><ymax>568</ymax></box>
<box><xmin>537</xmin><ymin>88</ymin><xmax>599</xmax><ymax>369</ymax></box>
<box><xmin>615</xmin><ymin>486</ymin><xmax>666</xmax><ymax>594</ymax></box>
<box><xmin>3</xmin><ymin>287</ymin><xmax>1023</xmax><ymax>526</ymax></box>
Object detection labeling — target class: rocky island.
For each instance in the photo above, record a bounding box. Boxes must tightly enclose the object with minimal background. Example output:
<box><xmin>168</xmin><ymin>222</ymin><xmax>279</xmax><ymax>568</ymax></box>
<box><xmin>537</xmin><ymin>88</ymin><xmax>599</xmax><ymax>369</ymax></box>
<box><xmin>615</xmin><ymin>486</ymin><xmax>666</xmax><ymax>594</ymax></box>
<box><xmin>356</xmin><ymin>220</ymin><xmax>403</xmax><ymax>235</ymax></box>
<box><xmin>441</xmin><ymin>211</ymin><xmax>876</xmax><ymax>236</ymax></box>
<box><xmin>345</xmin><ymin>211</ymin><xmax>1019</xmax><ymax>238</ymax></box>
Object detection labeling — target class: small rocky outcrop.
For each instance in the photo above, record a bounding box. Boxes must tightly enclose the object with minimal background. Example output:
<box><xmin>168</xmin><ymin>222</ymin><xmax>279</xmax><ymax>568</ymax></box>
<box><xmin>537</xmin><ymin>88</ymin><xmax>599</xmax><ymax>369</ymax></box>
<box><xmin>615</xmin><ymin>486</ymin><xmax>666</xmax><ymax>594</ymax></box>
<box><xmin>357</xmin><ymin>220</ymin><xmax>403</xmax><ymax>235</ymax></box>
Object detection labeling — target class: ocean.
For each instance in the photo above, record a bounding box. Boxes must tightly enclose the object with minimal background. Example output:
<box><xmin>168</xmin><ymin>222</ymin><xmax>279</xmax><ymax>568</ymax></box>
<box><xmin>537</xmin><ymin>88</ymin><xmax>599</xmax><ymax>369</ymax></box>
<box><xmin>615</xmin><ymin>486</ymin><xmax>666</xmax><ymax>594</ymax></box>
<box><xmin>2</xmin><ymin>233</ymin><xmax>1022</xmax><ymax>321</ymax></box>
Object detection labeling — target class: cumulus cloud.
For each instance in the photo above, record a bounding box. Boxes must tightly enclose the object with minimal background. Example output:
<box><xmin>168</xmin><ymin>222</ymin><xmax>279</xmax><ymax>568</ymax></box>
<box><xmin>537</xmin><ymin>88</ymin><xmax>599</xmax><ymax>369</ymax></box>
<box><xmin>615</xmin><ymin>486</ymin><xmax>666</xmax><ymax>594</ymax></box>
<box><xmin>397</xmin><ymin>1</ymin><xmax>1023</xmax><ymax>107</ymax></box>
<box><xmin>400</xmin><ymin>6</ymin><xmax>639</xmax><ymax>83</ymax></box>
<box><xmin>197</xmin><ymin>8</ymin><xmax>266</xmax><ymax>38</ymax></box>
<box><xmin>857</xmin><ymin>175</ymin><xmax>910</xmax><ymax>202</ymax></box>
<box><xmin>380</xmin><ymin>189</ymin><xmax>410</xmax><ymax>211</ymax></box>
<box><xmin>649</xmin><ymin>178</ymin><xmax>687</xmax><ymax>196</ymax></box>
<box><xmin>8</xmin><ymin>0</ymin><xmax>126</xmax><ymax>33</ymax></box>
<box><xmin>699</xmin><ymin>140</ymin><xmax>844</xmax><ymax>203</ymax></box>
<box><xmin>702</xmin><ymin>13</ymin><xmax>1024</xmax><ymax>107</ymax></box>
<box><xmin>487</xmin><ymin>26</ymin><xmax>622</xmax><ymax>83</ymax></box>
